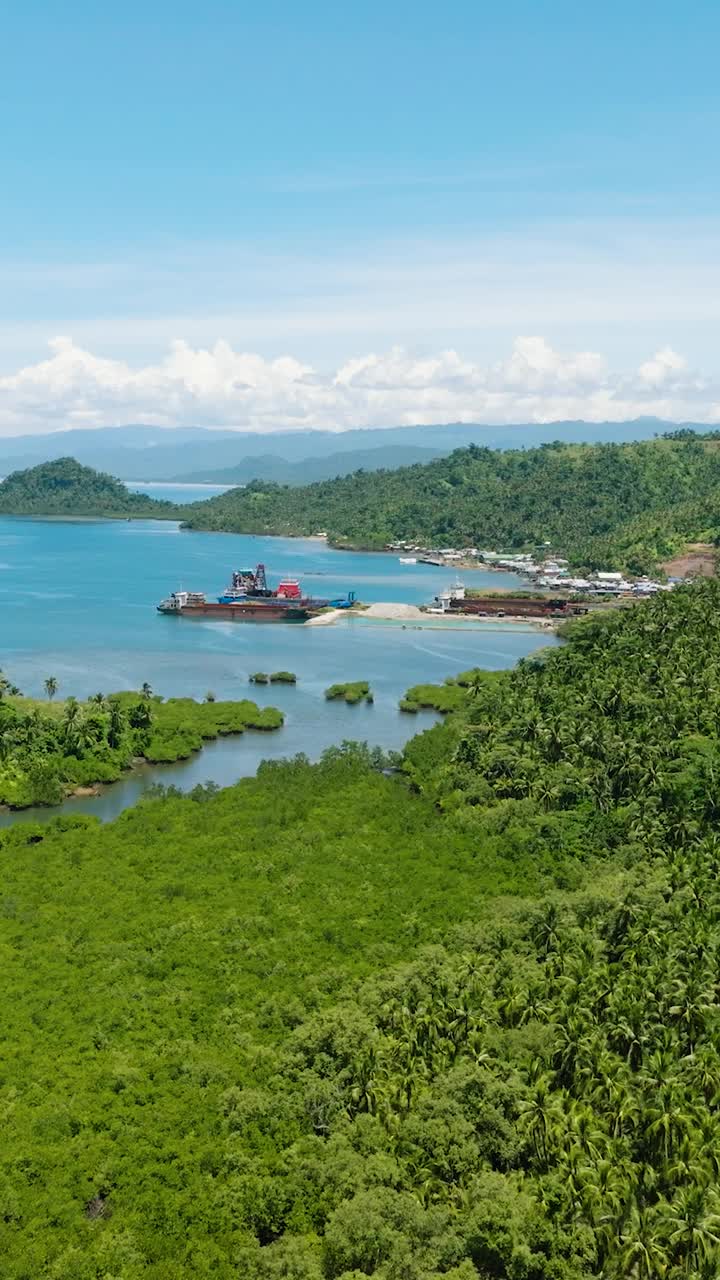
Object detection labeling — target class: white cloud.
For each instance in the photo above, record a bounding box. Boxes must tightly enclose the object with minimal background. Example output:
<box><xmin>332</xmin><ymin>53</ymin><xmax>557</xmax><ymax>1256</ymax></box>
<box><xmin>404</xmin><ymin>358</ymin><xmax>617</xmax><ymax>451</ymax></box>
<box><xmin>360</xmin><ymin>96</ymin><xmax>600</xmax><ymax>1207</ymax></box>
<box><xmin>637</xmin><ymin>346</ymin><xmax>689</xmax><ymax>386</ymax></box>
<box><xmin>0</xmin><ymin>335</ymin><xmax>718</xmax><ymax>436</ymax></box>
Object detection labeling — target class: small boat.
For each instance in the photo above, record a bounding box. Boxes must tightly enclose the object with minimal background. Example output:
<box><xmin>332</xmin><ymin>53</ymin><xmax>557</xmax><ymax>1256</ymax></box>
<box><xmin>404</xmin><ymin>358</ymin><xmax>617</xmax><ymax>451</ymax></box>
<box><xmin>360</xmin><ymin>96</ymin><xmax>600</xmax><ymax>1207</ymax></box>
<box><xmin>399</xmin><ymin>556</ymin><xmax>417</xmax><ymax>564</ymax></box>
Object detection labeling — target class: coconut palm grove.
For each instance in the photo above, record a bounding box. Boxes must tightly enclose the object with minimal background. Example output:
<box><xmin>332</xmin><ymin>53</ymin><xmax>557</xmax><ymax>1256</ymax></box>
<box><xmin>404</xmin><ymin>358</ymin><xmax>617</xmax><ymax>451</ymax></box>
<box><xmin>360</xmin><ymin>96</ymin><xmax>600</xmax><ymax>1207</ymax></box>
<box><xmin>2</xmin><ymin>580</ymin><xmax>720</xmax><ymax>1277</ymax></box>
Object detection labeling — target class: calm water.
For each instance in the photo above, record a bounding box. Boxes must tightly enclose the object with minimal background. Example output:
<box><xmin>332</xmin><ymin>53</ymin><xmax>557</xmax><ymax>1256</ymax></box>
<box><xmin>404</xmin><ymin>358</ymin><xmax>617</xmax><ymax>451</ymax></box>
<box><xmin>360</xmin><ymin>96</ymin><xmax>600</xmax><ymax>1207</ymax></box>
<box><xmin>127</xmin><ymin>481</ymin><xmax>233</xmax><ymax>503</ymax></box>
<box><xmin>0</xmin><ymin>516</ymin><xmax>558</xmax><ymax>825</ymax></box>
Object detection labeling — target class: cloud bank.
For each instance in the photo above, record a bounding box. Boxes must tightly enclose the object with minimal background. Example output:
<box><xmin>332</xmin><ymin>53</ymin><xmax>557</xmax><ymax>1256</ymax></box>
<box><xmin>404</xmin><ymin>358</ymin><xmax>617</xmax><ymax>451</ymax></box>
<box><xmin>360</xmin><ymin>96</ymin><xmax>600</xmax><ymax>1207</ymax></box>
<box><xmin>0</xmin><ymin>335</ymin><xmax>716</xmax><ymax>435</ymax></box>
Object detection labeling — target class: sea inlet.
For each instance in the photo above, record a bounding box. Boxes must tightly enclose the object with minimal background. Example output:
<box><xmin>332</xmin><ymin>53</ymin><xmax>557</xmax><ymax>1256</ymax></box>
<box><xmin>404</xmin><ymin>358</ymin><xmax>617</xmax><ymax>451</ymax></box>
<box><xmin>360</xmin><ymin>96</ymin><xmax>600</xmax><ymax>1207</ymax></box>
<box><xmin>0</xmin><ymin>512</ymin><xmax>559</xmax><ymax>825</ymax></box>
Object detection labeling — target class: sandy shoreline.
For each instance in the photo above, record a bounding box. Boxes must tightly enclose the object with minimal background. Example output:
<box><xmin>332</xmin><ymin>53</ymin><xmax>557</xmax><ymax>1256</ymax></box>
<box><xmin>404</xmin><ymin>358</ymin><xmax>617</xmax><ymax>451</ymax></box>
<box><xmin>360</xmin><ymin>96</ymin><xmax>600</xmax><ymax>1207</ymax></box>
<box><xmin>306</xmin><ymin>602</ymin><xmax>555</xmax><ymax>632</ymax></box>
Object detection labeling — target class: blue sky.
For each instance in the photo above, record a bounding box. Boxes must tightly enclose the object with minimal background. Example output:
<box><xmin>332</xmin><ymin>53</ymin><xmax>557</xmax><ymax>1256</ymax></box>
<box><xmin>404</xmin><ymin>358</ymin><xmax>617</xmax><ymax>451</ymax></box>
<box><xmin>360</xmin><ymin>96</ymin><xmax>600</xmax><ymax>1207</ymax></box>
<box><xmin>1</xmin><ymin>0</ymin><xmax>719</xmax><ymax>432</ymax></box>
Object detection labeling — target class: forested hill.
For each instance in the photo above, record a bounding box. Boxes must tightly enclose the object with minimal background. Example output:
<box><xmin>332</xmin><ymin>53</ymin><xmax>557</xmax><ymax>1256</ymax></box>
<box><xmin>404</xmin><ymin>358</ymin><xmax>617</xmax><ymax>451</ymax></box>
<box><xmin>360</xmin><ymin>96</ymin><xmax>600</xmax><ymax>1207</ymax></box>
<box><xmin>5</xmin><ymin>581</ymin><xmax>720</xmax><ymax>1276</ymax></box>
<box><xmin>6</xmin><ymin>437</ymin><xmax>720</xmax><ymax>570</ymax></box>
<box><xmin>0</xmin><ymin>457</ymin><xmax>179</xmax><ymax>518</ymax></box>
<box><xmin>182</xmin><ymin>432</ymin><xmax>720</xmax><ymax>571</ymax></box>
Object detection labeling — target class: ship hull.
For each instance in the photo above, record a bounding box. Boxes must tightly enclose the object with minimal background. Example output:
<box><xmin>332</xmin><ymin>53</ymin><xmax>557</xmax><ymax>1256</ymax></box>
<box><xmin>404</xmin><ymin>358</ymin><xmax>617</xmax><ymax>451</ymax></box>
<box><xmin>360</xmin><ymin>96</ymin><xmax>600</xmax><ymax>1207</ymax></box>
<box><xmin>158</xmin><ymin>601</ymin><xmax>314</xmax><ymax>622</ymax></box>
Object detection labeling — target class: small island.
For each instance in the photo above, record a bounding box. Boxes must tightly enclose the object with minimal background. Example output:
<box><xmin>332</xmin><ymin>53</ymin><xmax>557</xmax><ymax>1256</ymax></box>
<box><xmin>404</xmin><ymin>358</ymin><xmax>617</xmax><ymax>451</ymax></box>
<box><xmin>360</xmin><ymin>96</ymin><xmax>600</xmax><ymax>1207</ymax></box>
<box><xmin>0</xmin><ymin>457</ymin><xmax>181</xmax><ymax>519</ymax></box>
<box><xmin>250</xmin><ymin>671</ymin><xmax>297</xmax><ymax>684</ymax></box>
<box><xmin>324</xmin><ymin>681</ymin><xmax>373</xmax><ymax>704</ymax></box>
<box><xmin>0</xmin><ymin>681</ymin><xmax>284</xmax><ymax>809</ymax></box>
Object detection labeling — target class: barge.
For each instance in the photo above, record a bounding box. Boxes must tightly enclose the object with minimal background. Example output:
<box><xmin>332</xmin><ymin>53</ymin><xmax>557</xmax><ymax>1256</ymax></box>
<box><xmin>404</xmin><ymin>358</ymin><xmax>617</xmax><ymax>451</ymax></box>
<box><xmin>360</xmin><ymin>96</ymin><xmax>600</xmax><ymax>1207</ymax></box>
<box><xmin>157</xmin><ymin>563</ymin><xmax>355</xmax><ymax>623</ymax></box>
<box><xmin>431</xmin><ymin>580</ymin><xmax>587</xmax><ymax>620</ymax></box>
<box><xmin>158</xmin><ymin>591</ymin><xmax>315</xmax><ymax>622</ymax></box>
<box><xmin>447</xmin><ymin>595</ymin><xmax>587</xmax><ymax>618</ymax></box>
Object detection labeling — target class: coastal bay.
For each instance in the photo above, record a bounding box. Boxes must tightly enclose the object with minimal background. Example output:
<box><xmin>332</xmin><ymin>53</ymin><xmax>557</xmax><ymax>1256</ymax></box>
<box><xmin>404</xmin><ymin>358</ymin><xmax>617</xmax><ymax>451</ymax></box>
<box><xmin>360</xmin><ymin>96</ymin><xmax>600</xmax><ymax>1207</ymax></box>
<box><xmin>0</xmin><ymin>515</ymin><xmax>558</xmax><ymax>823</ymax></box>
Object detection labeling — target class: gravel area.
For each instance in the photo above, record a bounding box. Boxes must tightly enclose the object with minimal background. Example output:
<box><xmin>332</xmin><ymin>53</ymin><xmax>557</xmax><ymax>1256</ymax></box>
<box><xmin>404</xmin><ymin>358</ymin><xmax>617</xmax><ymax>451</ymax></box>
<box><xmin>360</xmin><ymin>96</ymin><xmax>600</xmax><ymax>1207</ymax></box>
<box><xmin>361</xmin><ymin>602</ymin><xmax>425</xmax><ymax>619</ymax></box>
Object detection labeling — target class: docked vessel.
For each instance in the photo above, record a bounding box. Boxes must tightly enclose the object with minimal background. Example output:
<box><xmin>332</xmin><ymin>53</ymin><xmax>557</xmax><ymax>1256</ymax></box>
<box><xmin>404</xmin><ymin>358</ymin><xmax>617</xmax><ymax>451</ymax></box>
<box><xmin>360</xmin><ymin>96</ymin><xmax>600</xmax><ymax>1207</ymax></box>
<box><xmin>157</xmin><ymin>591</ymin><xmax>315</xmax><ymax>622</ymax></box>
<box><xmin>157</xmin><ymin>563</ymin><xmax>354</xmax><ymax>623</ymax></box>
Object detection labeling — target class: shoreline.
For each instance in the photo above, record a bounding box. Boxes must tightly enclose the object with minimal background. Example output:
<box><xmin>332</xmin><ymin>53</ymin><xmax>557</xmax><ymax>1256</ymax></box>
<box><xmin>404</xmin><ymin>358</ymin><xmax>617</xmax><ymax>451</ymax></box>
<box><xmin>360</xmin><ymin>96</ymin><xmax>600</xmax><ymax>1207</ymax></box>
<box><xmin>307</xmin><ymin>602</ymin><xmax>556</xmax><ymax>632</ymax></box>
<box><xmin>0</xmin><ymin>720</ymin><xmax>283</xmax><ymax>817</ymax></box>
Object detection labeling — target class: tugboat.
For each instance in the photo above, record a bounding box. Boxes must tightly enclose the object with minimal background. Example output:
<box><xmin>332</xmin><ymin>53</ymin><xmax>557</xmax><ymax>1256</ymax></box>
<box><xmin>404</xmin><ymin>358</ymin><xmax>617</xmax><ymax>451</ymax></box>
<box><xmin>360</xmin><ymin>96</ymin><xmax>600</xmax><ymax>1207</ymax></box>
<box><xmin>157</xmin><ymin>563</ymin><xmax>354</xmax><ymax>623</ymax></box>
<box><xmin>217</xmin><ymin>564</ymin><xmax>303</xmax><ymax>603</ymax></box>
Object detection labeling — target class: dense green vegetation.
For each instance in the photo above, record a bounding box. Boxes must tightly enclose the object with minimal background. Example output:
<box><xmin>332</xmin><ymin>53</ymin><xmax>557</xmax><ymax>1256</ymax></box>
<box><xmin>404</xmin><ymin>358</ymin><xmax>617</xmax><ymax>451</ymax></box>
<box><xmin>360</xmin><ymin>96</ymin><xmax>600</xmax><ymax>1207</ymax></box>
<box><xmin>0</xmin><ymin>457</ymin><xmax>179</xmax><ymax>518</ymax></box>
<box><xmin>8</xmin><ymin>436</ymin><xmax>720</xmax><ymax>571</ymax></box>
<box><xmin>0</xmin><ymin>687</ymin><xmax>283</xmax><ymax>807</ymax></box>
<box><xmin>6</xmin><ymin>581</ymin><xmax>720</xmax><ymax>1276</ymax></box>
<box><xmin>325</xmin><ymin>680</ymin><xmax>373</xmax><ymax>704</ymax></box>
<box><xmin>399</xmin><ymin>669</ymin><xmax>496</xmax><ymax>714</ymax></box>
<box><xmin>182</xmin><ymin>432</ymin><xmax>720</xmax><ymax>571</ymax></box>
<box><xmin>1</xmin><ymin>745</ymin><xmax>538</xmax><ymax>1279</ymax></box>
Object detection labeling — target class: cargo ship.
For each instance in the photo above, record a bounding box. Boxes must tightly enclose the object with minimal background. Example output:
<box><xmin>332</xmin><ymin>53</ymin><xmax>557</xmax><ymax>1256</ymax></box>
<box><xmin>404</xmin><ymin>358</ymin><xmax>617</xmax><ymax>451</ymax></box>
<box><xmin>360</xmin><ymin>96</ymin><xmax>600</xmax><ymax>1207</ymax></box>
<box><xmin>157</xmin><ymin>563</ymin><xmax>355</xmax><ymax>623</ymax></box>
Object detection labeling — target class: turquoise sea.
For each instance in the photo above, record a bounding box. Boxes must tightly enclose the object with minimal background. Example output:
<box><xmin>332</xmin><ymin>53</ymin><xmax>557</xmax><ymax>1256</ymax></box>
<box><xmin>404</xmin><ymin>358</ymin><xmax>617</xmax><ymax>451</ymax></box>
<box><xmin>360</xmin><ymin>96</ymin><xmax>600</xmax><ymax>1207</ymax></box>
<box><xmin>0</xmin><ymin>503</ymin><xmax>559</xmax><ymax>824</ymax></box>
<box><xmin>128</xmin><ymin>481</ymin><xmax>232</xmax><ymax>503</ymax></box>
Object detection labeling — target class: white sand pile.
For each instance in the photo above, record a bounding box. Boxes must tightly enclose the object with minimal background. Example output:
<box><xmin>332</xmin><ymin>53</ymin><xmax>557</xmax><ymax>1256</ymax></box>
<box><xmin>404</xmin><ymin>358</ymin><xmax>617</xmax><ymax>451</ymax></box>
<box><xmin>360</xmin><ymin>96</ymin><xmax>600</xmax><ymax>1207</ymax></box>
<box><xmin>362</xmin><ymin>602</ymin><xmax>425</xmax><ymax>619</ymax></box>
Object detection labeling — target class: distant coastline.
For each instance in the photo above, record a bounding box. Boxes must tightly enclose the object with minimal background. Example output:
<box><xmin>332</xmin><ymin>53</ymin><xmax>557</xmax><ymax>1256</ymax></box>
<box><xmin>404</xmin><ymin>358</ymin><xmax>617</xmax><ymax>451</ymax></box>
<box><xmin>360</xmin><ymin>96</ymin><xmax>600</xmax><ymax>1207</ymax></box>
<box><xmin>125</xmin><ymin>480</ymin><xmax>232</xmax><ymax>490</ymax></box>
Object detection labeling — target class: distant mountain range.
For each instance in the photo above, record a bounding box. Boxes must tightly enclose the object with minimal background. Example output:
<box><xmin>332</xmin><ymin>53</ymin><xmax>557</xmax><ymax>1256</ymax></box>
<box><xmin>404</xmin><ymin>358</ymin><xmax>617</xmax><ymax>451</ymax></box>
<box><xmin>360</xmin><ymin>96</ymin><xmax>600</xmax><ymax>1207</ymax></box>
<box><xmin>0</xmin><ymin>418</ymin><xmax>698</xmax><ymax>484</ymax></box>
<box><xmin>174</xmin><ymin>444</ymin><xmax>447</xmax><ymax>486</ymax></box>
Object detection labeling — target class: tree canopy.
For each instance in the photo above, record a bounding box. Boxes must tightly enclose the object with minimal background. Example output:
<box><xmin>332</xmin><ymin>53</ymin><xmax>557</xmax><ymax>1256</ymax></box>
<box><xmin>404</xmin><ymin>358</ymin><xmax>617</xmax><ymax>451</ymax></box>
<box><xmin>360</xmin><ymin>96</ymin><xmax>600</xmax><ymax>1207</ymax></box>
<box><xmin>0</xmin><ymin>457</ymin><xmax>179</xmax><ymax>517</ymax></box>
<box><xmin>7</xmin><ymin>438</ymin><xmax>720</xmax><ymax>571</ymax></box>
<box><xmin>0</xmin><ymin>689</ymin><xmax>282</xmax><ymax>807</ymax></box>
<box><xmin>4</xmin><ymin>582</ymin><xmax>720</xmax><ymax>1275</ymax></box>
<box><xmin>182</xmin><ymin>433</ymin><xmax>720</xmax><ymax>571</ymax></box>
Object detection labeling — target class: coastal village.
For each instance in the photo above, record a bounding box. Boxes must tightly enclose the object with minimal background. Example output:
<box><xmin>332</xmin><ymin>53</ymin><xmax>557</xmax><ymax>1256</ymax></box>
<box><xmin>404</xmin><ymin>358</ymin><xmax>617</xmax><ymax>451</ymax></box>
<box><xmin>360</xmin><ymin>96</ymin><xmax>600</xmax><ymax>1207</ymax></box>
<box><xmin>154</xmin><ymin>542</ymin><xmax>697</xmax><ymax>631</ymax></box>
<box><xmin>385</xmin><ymin>540</ymin><xmax>684</xmax><ymax>622</ymax></box>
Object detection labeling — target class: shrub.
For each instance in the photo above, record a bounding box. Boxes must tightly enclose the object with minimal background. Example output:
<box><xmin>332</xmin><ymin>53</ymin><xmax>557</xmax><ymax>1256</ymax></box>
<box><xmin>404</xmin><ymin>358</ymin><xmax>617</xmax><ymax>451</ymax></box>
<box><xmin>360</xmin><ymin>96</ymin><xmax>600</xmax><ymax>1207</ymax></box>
<box><xmin>401</xmin><ymin>683</ymin><xmax>467</xmax><ymax>713</ymax></box>
<box><xmin>325</xmin><ymin>682</ymin><xmax>372</xmax><ymax>704</ymax></box>
<box><xmin>399</xmin><ymin>698</ymin><xmax>419</xmax><ymax>714</ymax></box>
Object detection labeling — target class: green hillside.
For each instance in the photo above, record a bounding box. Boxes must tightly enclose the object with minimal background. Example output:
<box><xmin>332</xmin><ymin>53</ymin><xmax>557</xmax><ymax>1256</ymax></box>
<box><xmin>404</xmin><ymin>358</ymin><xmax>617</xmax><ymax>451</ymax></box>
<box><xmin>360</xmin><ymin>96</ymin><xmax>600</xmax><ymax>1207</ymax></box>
<box><xmin>0</xmin><ymin>457</ymin><xmax>180</xmax><ymax>518</ymax></box>
<box><xmin>182</xmin><ymin>432</ymin><xmax>720</xmax><ymax>571</ymax></box>
<box><xmin>4</xmin><ymin>581</ymin><xmax>720</xmax><ymax>1275</ymax></box>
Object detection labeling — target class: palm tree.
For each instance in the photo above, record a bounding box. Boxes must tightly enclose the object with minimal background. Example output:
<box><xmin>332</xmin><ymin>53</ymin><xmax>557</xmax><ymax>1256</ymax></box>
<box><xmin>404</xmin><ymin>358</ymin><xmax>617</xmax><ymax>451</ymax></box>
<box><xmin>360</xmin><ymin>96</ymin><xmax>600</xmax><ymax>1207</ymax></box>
<box><xmin>74</xmin><ymin>716</ymin><xmax>98</xmax><ymax>753</ymax></box>
<box><xmin>63</xmin><ymin>696</ymin><xmax>80</xmax><ymax>726</ymax></box>
<box><xmin>60</xmin><ymin>696</ymin><xmax>81</xmax><ymax>752</ymax></box>
<box><xmin>660</xmin><ymin>1185</ymin><xmax>720</xmax><ymax>1273</ymax></box>
<box><xmin>615</xmin><ymin>1203</ymin><xmax>669</xmax><ymax>1279</ymax></box>
<box><xmin>107</xmin><ymin>700</ymin><xmax>125</xmax><ymax>749</ymax></box>
<box><xmin>44</xmin><ymin>676</ymin><xmax>58</xmax><ymax>701</ymax></box>
<box><xmin>129</xmin><ymin>699</ymin><xmax>153</xmax><ymax>731</ymax></box>
<box><xmin>520</xmin><ymin>1076</ymin><xmax>563</xmax><ymax>1166</ymax></box>
<box><xmin>467</xmin><ymin>673</ymin><xmax>486</xmax><ymax>700</ymax></box>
